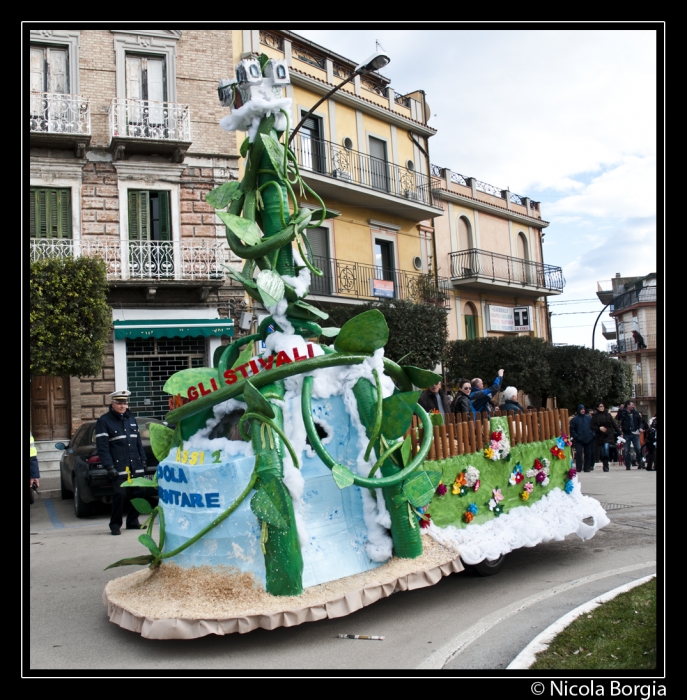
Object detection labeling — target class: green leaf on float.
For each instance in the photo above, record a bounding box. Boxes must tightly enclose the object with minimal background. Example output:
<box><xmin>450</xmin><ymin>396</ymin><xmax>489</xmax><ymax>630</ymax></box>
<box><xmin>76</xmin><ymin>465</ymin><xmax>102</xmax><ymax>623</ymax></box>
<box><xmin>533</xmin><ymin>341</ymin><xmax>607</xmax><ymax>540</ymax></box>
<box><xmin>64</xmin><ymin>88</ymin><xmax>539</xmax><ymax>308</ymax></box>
<box><xmin>121</xmin><ymin>477</ymin><xmax>158</xmax><ymax>489</ymax></box>
<box><xmin>380</xmin><ymin>391</ymin><xmax>421</xmax><ymax>440</ymax></box>
<box><xmin>291</xmin><ymin>208</ymin><xmax>313</xmax><ymax>232</ymax></box>
<box><xmin>320</xmin><ymin>327</ymin><xmax>340</xmax><ymax>337</ymax></box>
<box><xmin>400</xmin><ymin>365</ymin><xmax>442</xmax><ymax>390</ymax></box>
<box><xmin>256</xmin><ymin>269</ymin><xmax>285</xmax><ymax>308</ymax></box>
<box><xmin>148</xmin><ymin>422</ymin><xmax>175</xmax><ymax>462</ymax></box>
<box><xmin>138</xmin><ymin>533</ymin><xmax>160</xmax><ymax>555</ymax></box>
<box><xmin>215</xmin><ymin>211</ymin><xmax>263</xmax><ymax>246</ymax></box>
<box><xmin>206</xmin><ymin>180</ymin><xmax>242</xmax><ymax>209</ymax></box>
<box><xmin>287</xmin><ymin>299</ymin><xmax>329</xmax><ymax>321</ymax></box>
<box><xmin>163</xmin><ymin>367</ymin><xmax>221</xmax><ymax>399</ymax></box>
<box><xmin>332</xmin><ymin>463</ymin><xmax>355</xmax><ymax>490</ymax></box>
<box><xmin>401</xmin><ymin>435</ymin><xmax>412</xmax><ymax>467</ymax></box>
<box><xmin>334</xmin><ymin>309</ymin><xmax>389</xmax><ymax>354</ymax></box>
<box><xmin>305</xmin><ymin>208</ymin><xmax>339</xmax><ymax>221</ymax></box>
<box><xmin>259</xmin><ymin>133</ymin><xmax>286</xmax><ymax>179</ymax></box>
<box><xmin>131</xmin><ymin>497</ymin><xmax>154</xmax><ymax>515</ymax></box>
<box><xmin>242</xmin><ymin>379</ymin><xmax>275</xmax><ymax>419</ymax></box>
<box><xmin>239</xmin><ymin>137</ymin><xmax>251</xmax><ymax>158</ymax></box>
<box><xmin>232</xmin><ymin>342</ymin><xmax>255</xmax><ymax>371</ymax></box>
<box><xmin>258</xmin><ymin>53</ymin><xmax>270</xmax><ymax>73</ymax></box>
<box><xmin>105</xmin><ymin>554</ymin><xmax>156</xmax><ymax>570</ymax></box>
<box><xmin>225</xmin><ymin>267</ymin><xmax>258</xmax><ymax>289</ymax></box>
<box><xmin>250</xmin><ymin>479</ymin><xmax>291</xmax><ymax>530</ymax></box>
<box><xmin>401</xmin><ymin>469</ymin><xmax>442</xmax><ymax>508</ymax></box>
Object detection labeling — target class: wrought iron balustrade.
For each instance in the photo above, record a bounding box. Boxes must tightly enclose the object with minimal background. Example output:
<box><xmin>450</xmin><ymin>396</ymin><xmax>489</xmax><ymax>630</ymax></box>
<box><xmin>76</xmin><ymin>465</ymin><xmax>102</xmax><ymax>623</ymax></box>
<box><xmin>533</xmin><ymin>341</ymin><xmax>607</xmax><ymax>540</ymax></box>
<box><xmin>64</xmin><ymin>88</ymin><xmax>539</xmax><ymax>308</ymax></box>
<box><xmin>449</xmin><ymin>248</ymin><xmax>565</xmax><ymax>293</ymax></box>
<box><xmin>307</xmin><ymin>255</ymin><xmax>450</xmax><ymax>307</ymax></box>
<box><xmin>29</xmin><ymin>92</ymin><xmax>90</xmax><ymax>134</ymax></box>
<box><xmin>30</xmin><ymin>238</ymin><xmax>225</xmax><ymax>281</ymax></box>
<box><xmin>109</xmin><ymin>98</ymin><xmax>191</xmax><ymax>141</ymax></box>
<box><xmin>612</xmin><ymin>285</ymin><xmax>657</xmax><ymax>312</ymax></box>
<box><xmin>291</xmin><ymin>134</ymin><xmax>440</xmax><ymax>206</ymax></box>
<box><xmin>609</xmin><ymin>335</ymin><xmax>656</xmax><ymax>354</ymax></box>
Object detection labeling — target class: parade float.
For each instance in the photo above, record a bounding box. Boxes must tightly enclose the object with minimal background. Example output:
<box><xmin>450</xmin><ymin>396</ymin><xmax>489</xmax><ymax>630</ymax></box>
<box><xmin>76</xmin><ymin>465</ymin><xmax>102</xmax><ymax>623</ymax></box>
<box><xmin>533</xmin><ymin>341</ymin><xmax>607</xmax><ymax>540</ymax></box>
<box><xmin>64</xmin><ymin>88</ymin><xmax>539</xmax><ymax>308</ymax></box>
<box><xmin>103</xmin><ymin>54</ymin><xmax>609</xmax><ymax>639</ymax></box>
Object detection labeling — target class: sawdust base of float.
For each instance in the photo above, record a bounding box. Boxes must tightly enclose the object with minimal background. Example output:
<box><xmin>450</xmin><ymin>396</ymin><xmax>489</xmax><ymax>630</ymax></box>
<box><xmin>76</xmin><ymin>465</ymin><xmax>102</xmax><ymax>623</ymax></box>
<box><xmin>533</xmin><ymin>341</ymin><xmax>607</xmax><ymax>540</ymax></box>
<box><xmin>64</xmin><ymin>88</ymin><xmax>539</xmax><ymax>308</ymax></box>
<box><xmin>103</xmin><ymin>534</ymin><xmax>462</xmax><ymax>639</ymax></box>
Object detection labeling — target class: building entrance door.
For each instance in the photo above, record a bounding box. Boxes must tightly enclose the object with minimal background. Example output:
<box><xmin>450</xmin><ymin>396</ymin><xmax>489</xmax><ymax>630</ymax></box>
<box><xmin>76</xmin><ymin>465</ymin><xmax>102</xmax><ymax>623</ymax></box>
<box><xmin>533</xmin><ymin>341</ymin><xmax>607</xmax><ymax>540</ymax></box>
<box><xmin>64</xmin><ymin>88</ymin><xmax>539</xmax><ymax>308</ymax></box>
<box><xmin>30</xmin><ymin>376</ymin><xmax>71</xmax><ymax>440</ymax></box>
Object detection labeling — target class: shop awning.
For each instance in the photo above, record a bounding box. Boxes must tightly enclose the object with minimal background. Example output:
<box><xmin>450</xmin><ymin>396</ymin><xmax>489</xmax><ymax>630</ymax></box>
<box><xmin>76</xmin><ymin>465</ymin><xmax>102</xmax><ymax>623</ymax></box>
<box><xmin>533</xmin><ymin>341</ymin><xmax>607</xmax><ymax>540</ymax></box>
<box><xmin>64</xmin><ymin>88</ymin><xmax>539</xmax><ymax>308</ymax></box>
<box><xmin>113</xmin><ymin>319</ymin><xmax>234</xmax><ymax>340</ymax></box>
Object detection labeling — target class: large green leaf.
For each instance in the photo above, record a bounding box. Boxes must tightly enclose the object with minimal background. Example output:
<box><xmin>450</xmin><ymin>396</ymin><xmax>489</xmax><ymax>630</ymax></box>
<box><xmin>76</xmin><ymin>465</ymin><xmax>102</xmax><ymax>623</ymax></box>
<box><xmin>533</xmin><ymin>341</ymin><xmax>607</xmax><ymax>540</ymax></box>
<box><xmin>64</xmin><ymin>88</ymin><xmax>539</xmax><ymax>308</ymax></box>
<box><xmin>225</xmin><ymin>267</ymin><xmax>258</xmax><ymax>289</ymax></box>
<box><xmin>256</xmin><ymin>269</ymin><xmax>285</xmax><ymax>308</ymax></box>
<box><xmin>206</xmin><ymin>181</ymin><xmax>242</xmax><ymax>209</ymax></box>
<box><xmin>334</xmin><ymin>309</ymin><xmax>389</xmax><ymax>354</ymax></box>
<box><xmin>138</xmin><ymin>533</ymin><xmax>160</xmax><ymax>556</ymax></box>
<box><xmin>287</xmin><ymin>300</ymin><xmax>329</xmax><ymax>321</ymax></box>
<box><xmin>332</xmin><ymin>463</ymin><xmax>355</xmax><ymax>490</ymax></box>
<box><xmin>216</xmin><ymin>211</ymin><xmax>263</xmax><ymax>246</ymax></box>
<box><xmin>242</xmin><ymin>380</ymin><xmax>275</xmax><ymax>419</ymax></box>
<box><xmin>304</xmin><ymin>208</ymin><xmax>339</xmax><ymax>221</ymax></box>
<box><xmin>380</xmin><ymin>391</ymin><xmax>421</xmax><ymax>440</ymax></box>
<box><xmin>401</xmin><ymin>469</ymin><xmax>442</xmax><ymax>508</ymax></box>
<box><xmin>401</xmin><ymin>365</ymin><xmax>442</xmax><ymax>390</ymax></box>
<box><xmin>232</xmin><ymin>342</ymin><xmax>255</xmax><ymax>371</ymax></box>
<box><xmin>105</xmin><ymin>555</ymin><xmax>156</xmax><ymax>570</ymax></box>
<box><xmin>121</xmin><ymin>477</ymin><xmax>158</xmax><ymax>489</ymax></box>
<box><xmin>259</xmin><ymin>133</ymin><xmax>286</xmax><ymax>179</ymax></box>
<box><xmin>320</xmin><ymin>327</ymin><xmax>340</xmax><ymax>337</ymax></box>
<box><xmin>163</xmin><ymin>367</ymin><xmax>220</xmax><ymax>398</ymax></box>
<box><xmin>148</xmin><ymin>422</ymin><xmax>175</xmax><ymax>462</ymax></box>
<box><xmin>130</xmin><ymin>497</ymin><xmax>154</xmax><ymax>515</ymax></box>
<box><xmin>401</xmin><ymin>435</ymin><xmax>412</xmax><ymax>468</ymax></box>
<box><xmin>250</xmin><ymin>479</ymin><xmax>291</xmax><ymax>530</ymax></box>
<box><xmin>239</xmin><ymin>137</ymin><xmax>251</xmax><ymax>158</ymax></box>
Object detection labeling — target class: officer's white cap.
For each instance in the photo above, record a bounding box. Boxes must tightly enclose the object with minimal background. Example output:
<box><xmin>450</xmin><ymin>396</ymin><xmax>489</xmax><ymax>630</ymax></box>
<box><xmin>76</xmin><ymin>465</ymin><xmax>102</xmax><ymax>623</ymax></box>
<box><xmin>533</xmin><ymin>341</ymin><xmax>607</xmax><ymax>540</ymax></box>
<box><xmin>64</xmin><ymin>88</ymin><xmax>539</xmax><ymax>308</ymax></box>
<box><xmin>109</xmin><ymin>390</ymin><xmax>131</xmax><ymax>401</ymax></box>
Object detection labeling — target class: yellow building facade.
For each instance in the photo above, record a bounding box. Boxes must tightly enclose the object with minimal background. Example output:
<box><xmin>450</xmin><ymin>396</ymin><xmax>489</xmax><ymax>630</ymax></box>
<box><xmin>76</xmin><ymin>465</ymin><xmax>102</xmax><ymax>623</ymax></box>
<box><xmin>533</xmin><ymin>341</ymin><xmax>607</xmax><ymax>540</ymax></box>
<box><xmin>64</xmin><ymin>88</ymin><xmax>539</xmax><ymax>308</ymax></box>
<box><xmin>231</xmin><ymin>30</ymin><xmax>446</xmax><ymax>318</ymax></box>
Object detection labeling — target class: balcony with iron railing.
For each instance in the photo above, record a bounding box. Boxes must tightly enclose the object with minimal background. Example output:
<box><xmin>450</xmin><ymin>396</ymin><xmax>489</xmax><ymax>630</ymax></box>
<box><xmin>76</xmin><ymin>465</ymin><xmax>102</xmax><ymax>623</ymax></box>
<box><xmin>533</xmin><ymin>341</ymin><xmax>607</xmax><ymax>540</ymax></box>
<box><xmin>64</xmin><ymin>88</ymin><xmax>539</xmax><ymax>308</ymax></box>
<box><xmin>611</xmin><ymin>285</ymin><xmax>657</xmax><ymax>314</ymax></box>
<box><xmin>307</xmin><ymin>255</ymin><xmax>451</xmax><ymax>308</ymax></box>
<box><xmin>108</xmin><ymin>98</ymin><xmax>192</xmax><ymax>162</ymax></box>
<box><xmin>633</xmin><ymin>380</ymin><xmax>655</xmax><ymax>400</ymax></box>
<box><xmin>290</xmin><ymin>134</ymin><xmax>443</xmax><ymax>219</ymax></box>
<box><xmin>30</xmin><ymin>238</ymin><xmax>226</xmax><ymax>283</ymax></box>
<box><xmin>29</xmin><ymin>92</ymin><xmax>91</xmax><ymax>157</ymax></box>
<box><xmin>448</xmin><ymin>248</ymin><xmax>564</xmax><ymax>296</ymax></box>
<box><xmin>607</xmin><ymin>334</ymin><xmax>656</xmax><ymax>356</ymax></box>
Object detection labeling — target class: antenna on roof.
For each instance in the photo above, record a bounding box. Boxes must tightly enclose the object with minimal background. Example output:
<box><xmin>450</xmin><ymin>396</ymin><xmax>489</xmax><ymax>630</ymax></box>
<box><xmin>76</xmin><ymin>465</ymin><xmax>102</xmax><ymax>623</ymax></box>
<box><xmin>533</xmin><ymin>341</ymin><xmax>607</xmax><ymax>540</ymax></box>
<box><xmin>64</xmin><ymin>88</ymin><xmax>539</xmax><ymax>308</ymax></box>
<box><xmin>376</xmin><ymin>40</ymin><xmax>387</xmax><ymax>53</ymax></box>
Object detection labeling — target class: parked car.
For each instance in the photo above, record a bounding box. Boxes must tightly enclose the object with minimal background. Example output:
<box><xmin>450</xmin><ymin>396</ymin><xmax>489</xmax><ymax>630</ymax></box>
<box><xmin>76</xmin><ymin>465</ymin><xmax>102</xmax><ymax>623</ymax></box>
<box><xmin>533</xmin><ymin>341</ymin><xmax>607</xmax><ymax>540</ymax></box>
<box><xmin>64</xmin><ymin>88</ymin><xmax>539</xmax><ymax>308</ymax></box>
<box><xmin>56</xmin><ymin>417</ymin><xmax>163</xmax><ymax>518</ymax></box>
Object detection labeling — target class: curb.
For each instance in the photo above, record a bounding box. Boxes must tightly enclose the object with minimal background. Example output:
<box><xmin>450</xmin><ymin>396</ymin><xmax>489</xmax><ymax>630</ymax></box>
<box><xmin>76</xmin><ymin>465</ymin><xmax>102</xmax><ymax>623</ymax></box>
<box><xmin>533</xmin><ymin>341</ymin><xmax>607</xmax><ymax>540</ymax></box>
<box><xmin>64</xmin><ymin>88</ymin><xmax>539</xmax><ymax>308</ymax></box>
<box><xmin>506</xmin><ymin>573</ymin><xmax>656</xmax><ymax>669</ymax></box>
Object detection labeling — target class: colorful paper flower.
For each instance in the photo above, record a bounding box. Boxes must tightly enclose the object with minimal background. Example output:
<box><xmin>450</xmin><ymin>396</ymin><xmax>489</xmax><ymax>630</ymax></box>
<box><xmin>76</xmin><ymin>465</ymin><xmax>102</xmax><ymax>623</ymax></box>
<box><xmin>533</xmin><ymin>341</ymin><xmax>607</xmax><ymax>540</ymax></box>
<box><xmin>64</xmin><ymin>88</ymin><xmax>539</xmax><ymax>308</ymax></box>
<box><xmin>568</xmin><ymin>468</ymin><xmax>577</xmax><ymax>480</ymax></box>
<box><xmin>565</xmin><ymin>479</ymin><xmax>575</xmax><ymax>494</ymax></box>
<box><xmin>464</xmin><ymin>466</ymin><xmax>480</xmax><ymax>487</ymax></box>
<box><xmin>436</xmin><ymin>483</ymin><xmax>447</xmax><ymax>496</ymax></box>
<box><xmin>509</xmin><ymin>473</ymin><xmax>518</xmax><ymax>486</ymax></box>
<box><xmin>521</xmin><ymin>491</ymin><xmax>530</xmax><ymax>501</ymax></box>
<box><xmin>451</xmin><ymin>482</ymin><xmax>461</xmax><ymax>495</ymax></box>
<box><xmin>542</xmin><ymin>458</ymin><xmax>551</xmax><ymax>470</ymax></box>
<box><xmin>463</xmin><ymin>511</ymin><xmax>474</xmax><ymax>523</ymax></box>
<box><xmin>535</xmin><ymin>471</ymin><xmax>547</xmax><ymax>483</ymax></box>
<box><xmin>484</xmin><ymin>446</ymin><xmax>495</xmax><ymax>460</ymax></box>
<box><xmin>419</xmin><ymin>512</ymin><xmax>432</xmax><ymax>528</ymax></box>
<box><xmin>493</xmin><ymin>504</ymin><xmax>504</xmax><ymax>517</ymax></box>
<box><xmin>557</xmin><ymin>437</ymin><xmax>566</xmax><ymax>450</ymax></box>
<box><xmin>455</xmin><ymin>471</ymin><xmax>468</xmax><ymax>486</ymax></box>
<box><xmin>493</xmin><ymin>488</ymin><xmax>504</xmax><ymax>503</ymax></box>
<box><xmin>514</xmin><ymin>463</ymin><xmax>523</xmax><ymax>474</ymax></box>
<box><xmin>541</xmin><ymin>476</ymin><xmax>550</xmax><ymax>486</ymax></box>
<box><xmin>526</xmin><ymin>469</ymin><xmax>536</xmax><ymax>478</ymax></box>
<box><xmin>514</xmin><ymin>472</ymin><xmax>524</xmax><ymax>484</ymax></box>
<box><xmin>491</xmin><ymin>439</ymin><xmax>501</xmax><ymax>451</ymax></box>
<box><xmin>534</xmin><ymin>459</ymin><xmax>544</xmax><ymax>471</ymax></box>
<box><xmin>524</xmin><ymin>482</ymin><xmax>534</xmax><ymax>493</ymax></box>
<box><xmin>491</xmin><ymin>430</ymin><xmax>503</xmax><ymax>442</ymax></box>
<box><xmin>467</xmin><ymin>502</ymin><xmax>478</xmax><ymax>514</ymax></box>
<box><xmin>488</xmin><ymin>498</ymin><xmax>497</xmax><ymax>510</ymax></box>
<box><xmin>473</xmin><ymin>479</ymin><xmax>481</xmax><ymax>492</ymax></box>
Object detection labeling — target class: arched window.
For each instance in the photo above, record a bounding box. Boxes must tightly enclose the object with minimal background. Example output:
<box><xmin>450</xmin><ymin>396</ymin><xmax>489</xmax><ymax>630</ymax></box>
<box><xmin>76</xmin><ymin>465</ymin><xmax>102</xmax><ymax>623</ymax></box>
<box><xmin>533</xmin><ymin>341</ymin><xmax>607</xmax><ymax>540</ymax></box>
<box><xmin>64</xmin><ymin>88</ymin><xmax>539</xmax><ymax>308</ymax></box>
<box><xmin>456</xmin><ymin>216</ymin><xmax>475</xmax><ymax>277</ymax></box>
<box><xmin>464</xmin><ymin>301</ymin><xmax>478</xmax><ymax>339</ymax></box>
<box><xmin>517</xmin><ymin>231</ymin><xmax>531</xmax><ymax>284</ymax></box>
<box><xmin>457</xmin><ymin>215</ymin><xmax>473</xmax><ymax>250</ymax></box>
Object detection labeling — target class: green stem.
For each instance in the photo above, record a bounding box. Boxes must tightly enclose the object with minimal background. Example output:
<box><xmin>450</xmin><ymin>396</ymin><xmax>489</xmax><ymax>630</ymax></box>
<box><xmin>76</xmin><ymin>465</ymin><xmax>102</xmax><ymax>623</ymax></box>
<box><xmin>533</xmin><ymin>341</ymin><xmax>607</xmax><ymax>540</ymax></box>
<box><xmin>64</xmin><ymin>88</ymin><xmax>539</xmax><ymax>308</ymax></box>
<box><xmin>295</xmin><ymin>234</ymin><xmax>324</xmax><ymax>277</ymax></box>
<box><xmin>367</xmin><ymin>437</ymin><xmax>404</xmax><ymax>479</ymax></box>
<box><xmin>363</xmin><ymin>369</ymin><xmax>384</xmax><ymax>461</ymax></box>
<box><xmin>257</xmin><ymin>180</ymin><xmax>288</xmax><ymax>228</ymax></box>
<box><xmin>240</xmin><ymin>412</ymin><xmax>300</xmax><ymax>468</ymax></box>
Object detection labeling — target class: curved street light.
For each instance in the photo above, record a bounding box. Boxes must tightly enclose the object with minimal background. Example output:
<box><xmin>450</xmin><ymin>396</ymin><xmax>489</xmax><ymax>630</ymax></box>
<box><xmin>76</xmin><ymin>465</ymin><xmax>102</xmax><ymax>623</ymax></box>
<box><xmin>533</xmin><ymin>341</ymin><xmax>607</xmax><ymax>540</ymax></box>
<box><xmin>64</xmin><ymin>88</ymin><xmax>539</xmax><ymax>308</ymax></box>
<box><xmin>288</xmin><ymin>50</ymin><xmax>391</xmax><ymax>146</ymax></box>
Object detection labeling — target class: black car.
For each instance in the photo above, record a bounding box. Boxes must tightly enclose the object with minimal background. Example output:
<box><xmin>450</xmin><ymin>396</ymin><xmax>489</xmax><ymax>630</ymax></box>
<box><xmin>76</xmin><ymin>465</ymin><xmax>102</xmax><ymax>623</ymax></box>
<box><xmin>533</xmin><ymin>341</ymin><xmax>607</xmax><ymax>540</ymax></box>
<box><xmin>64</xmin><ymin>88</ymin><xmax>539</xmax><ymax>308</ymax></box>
<box><xmin>56</xmin><ymin>417</ymin><xmax>163</xmax><ymax>518</ymax></box>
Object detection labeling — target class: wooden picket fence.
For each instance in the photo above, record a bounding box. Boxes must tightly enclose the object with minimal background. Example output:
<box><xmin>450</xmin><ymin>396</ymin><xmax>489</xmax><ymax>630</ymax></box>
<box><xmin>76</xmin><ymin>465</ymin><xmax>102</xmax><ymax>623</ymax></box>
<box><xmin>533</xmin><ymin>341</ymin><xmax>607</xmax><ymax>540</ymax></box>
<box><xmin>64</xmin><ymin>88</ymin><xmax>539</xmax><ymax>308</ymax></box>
<box><xmin>409</xmin><ymin>408</ymin><xmax>571</xmax><ymax>461</ymax></box>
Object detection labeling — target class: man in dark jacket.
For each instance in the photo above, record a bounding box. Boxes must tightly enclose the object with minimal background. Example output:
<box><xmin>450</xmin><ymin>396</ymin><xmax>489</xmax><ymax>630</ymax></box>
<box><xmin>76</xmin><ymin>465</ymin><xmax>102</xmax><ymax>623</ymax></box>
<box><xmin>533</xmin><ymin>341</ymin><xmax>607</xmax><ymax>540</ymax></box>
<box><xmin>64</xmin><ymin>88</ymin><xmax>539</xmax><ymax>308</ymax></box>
<box><xmin>618</xmin><ymin>401</ymin><xmax>644</xmax><ymax>471</ymax></box>
<box><xmin>570</xmin><ymin>404</ymin><xmax>595</xmax><ymax>472</ymax></box>
<box><xmin>95</xmin><ymin>390</ymin><xmax>147</xmax><ymax>535</ymax></box>
<box><xmin>470</xmin><ymin>369</ymin><xmax>504</xmax><ymax>415</ymax></box>
<box><xmin>590</xmin><ymin>401</ymin><xmax>620</xmax><ymax>472</ymax></box>
<box><xmin>499</xmin><ymin>386</ymin><xmax>525</xmax><ymax>414</ymax></box>
<box><xmin>418</xmin><ymin>381</ymin><xmax>450</xmax><ymax>420</ymax></box>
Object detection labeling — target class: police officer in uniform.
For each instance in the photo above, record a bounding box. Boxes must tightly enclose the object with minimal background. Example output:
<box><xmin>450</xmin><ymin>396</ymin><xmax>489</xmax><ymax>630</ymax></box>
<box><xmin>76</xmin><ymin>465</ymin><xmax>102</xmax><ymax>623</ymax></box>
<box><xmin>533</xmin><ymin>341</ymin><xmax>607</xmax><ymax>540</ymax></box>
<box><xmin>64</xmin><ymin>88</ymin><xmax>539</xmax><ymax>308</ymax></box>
<box><xmin>95</xmin><ymin>390</ymin><xmax>147</xmax><ymax>535</ymax></box>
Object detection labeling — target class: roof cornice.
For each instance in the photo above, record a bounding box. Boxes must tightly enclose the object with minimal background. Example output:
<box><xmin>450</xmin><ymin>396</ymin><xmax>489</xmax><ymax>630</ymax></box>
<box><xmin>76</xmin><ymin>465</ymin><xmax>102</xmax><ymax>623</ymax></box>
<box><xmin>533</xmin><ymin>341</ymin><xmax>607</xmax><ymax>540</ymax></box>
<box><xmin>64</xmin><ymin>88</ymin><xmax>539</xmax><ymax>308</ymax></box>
<box><xmin>288</xmin><ymin>68</ymin><xmax>437</xmax><ymax>139</ymax></box>
<box><xmin>434</xmin><ymin>187</ymin><xmax>549</xmax><ymax>229</ymax></box>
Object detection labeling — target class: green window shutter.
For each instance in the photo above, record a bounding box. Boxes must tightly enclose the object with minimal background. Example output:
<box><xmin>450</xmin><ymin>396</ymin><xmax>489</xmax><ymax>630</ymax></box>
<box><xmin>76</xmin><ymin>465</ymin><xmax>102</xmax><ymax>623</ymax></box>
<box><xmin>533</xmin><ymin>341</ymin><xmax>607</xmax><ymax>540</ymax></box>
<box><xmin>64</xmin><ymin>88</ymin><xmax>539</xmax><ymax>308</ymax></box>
<box><xmin>158</xmin><ymin>190</ymin><xmax>171</xmax><ymax>241</ymax></box>
<box><xmin>128</xmin><ymin>190</ymin><xmax>150</xmax><ymax>240</ymax></box>
<box><xmin>29</xmin><ymin>188</ymin><xmax>70</xmax><ymax>239</ymax></box>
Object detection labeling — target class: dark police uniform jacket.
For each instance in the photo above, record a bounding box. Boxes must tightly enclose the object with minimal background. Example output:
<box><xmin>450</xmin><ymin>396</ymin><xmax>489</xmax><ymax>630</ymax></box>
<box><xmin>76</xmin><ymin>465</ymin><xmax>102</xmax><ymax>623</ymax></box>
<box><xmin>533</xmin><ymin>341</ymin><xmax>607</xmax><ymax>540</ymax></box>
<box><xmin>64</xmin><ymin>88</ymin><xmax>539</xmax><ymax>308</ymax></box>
<box><xmin>95</xmin><ymin>405</ymin><xmax>147</xmax><ymax>478</ymax></box>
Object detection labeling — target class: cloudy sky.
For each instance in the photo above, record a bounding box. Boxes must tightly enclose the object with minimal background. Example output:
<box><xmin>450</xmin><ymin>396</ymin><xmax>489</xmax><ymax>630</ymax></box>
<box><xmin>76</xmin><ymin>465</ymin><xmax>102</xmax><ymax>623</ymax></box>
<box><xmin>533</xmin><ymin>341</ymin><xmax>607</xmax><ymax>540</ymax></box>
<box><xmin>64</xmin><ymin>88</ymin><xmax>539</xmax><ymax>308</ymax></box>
<box><xmin>295</xmin><ymin>27</ymin><xmax>659</xmax><ymax>349</ymax></box>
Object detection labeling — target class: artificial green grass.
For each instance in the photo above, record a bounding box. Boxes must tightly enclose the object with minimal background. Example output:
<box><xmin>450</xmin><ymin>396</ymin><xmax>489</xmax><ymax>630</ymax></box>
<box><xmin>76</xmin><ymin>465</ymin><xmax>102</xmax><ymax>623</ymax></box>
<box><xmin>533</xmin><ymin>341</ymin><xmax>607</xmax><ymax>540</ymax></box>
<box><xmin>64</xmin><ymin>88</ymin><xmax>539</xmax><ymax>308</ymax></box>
<box><xmin>530</xmin><ymin>579</ymin><xmax>656</xmax><ymax>670</ymax></box>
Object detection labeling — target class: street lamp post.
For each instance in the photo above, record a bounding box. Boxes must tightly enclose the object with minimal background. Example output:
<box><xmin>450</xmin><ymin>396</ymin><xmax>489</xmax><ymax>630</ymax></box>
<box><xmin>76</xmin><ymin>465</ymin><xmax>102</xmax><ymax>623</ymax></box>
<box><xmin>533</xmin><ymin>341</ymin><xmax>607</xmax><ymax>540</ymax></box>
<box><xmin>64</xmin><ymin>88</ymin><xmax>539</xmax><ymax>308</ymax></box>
<box><xmin>592</xmin><ymin>304</ymin><xmax>609</xmax><ymax>350</ymax></box>
<box><xmin>288</xmin><ymin>50</ymin><xmax>391</xmax><ymax>146</ymax></box>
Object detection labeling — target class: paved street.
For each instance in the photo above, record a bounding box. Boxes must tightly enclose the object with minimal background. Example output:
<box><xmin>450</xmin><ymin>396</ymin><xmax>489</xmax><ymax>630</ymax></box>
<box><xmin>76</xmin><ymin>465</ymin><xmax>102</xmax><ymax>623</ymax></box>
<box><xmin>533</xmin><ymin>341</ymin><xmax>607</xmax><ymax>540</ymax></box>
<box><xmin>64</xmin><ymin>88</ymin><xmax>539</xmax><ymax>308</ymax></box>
<box><xmin>27</xmin><ymin>462</ymin><xmax>657</xmax><ymax>673</ymax></box>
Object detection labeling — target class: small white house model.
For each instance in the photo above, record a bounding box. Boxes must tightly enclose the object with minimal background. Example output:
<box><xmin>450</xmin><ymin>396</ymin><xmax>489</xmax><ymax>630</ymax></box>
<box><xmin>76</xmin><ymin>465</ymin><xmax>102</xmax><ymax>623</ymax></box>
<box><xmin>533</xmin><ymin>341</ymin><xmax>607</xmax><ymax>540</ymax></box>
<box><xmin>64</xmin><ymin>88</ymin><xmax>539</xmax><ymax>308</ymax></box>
<box><xmin>218</xmin><ymin>57</ymin><xmax>290</xmax><ymax>110</ymax></box>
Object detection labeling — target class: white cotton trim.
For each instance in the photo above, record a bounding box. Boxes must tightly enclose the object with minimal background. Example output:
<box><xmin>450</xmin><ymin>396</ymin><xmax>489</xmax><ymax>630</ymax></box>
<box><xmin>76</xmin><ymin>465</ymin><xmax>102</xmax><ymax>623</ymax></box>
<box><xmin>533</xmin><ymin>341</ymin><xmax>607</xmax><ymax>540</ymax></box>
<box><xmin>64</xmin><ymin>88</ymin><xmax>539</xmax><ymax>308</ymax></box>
<box><xmin>184</xmin><ymin>398</ymin><xmax>254</xmax><ymax>459</ymax></box>
<box><xmin>282</xmin><ymin>248</ymin><xmax>312</xmax><ymax>299</ymax></box>
<box><xmin>219</xmin><ymin>97</ymin><xmax>293</xmax><ymax>143</ymax></box>
<box><xmin>425</xmin><ymin>481</ymin><xmax>610</xmax><ymax>566</ymax></box>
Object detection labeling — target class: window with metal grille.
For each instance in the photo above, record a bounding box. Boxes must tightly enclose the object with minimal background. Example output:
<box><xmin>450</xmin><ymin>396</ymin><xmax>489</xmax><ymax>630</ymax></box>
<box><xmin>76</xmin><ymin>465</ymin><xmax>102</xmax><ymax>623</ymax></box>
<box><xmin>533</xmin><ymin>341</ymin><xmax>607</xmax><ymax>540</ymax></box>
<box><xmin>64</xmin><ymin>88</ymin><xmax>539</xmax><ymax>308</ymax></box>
<box><xmin>126</xmin><ymin>337</ymin><xmax>205</xmax><ymax>419</ymax></box>
<box><xmin>29</xmin><ymin>187</ymin><xmax>72</xmax><ymax>239</ymax></box>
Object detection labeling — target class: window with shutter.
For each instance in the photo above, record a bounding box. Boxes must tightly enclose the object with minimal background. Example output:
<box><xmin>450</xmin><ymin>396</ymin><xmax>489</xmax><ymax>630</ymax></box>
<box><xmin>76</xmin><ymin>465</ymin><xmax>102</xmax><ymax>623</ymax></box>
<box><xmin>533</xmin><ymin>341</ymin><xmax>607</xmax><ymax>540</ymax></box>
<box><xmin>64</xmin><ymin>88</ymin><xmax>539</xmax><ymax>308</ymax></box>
<box><xmin>29</xmin><ymin>188</ymin><xmax>71</xmax><ymax>239</ymax></box>
<box><xmin>128</xmin><ymin>190</ymin><xmax>174</xmax><ymax>278</ymax></box>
